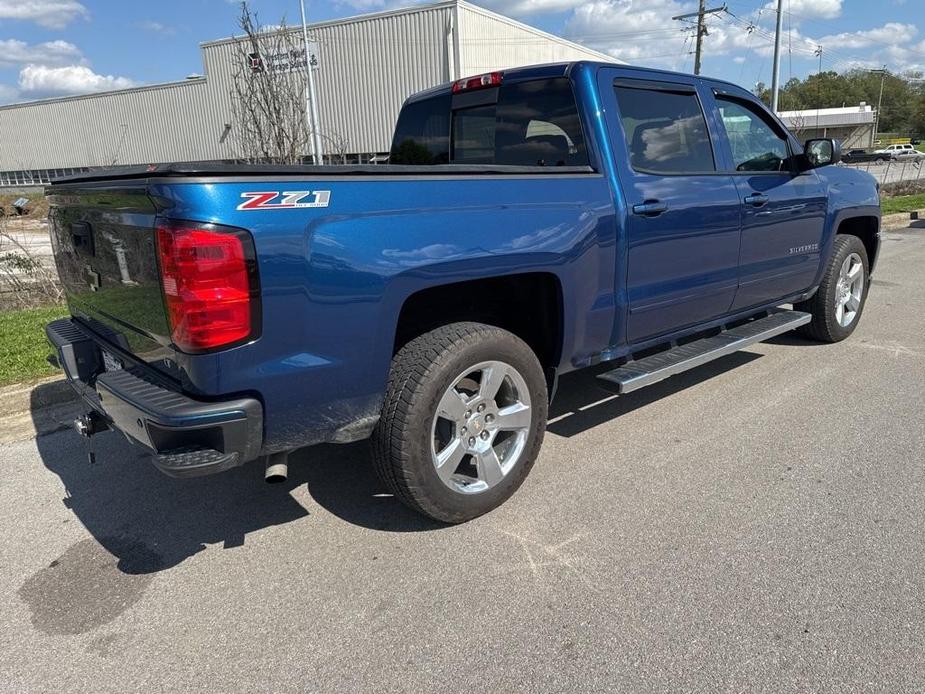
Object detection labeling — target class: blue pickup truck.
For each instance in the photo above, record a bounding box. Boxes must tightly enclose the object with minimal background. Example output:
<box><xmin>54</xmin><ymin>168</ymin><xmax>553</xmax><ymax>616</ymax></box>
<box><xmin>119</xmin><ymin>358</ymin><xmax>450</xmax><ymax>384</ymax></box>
<box><xmin>45</xmin><ymin>62</ymin><xmax>880</xmax><ymax>522</ymax></box>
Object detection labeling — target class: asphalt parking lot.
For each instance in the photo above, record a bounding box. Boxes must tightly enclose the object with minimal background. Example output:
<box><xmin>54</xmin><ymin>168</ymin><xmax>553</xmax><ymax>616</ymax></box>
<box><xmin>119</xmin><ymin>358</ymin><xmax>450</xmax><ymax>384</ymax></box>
<box><xmin>1</xmin><ymin>223</ymin><xmax>924</xmax><ymax>693</ymax></box>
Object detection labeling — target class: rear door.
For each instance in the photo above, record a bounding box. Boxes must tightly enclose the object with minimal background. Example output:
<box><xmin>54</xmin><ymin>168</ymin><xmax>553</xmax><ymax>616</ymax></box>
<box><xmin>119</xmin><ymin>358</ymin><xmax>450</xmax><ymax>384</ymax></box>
<box><xmin>600</xmin><ymin>70</ymin><xmax>742</xmax><ymax>343</ymax></box>
<box><xmin>706</xmin><ymin>87</ymin><xmax>827</xmax><ymax>310</ymax></box>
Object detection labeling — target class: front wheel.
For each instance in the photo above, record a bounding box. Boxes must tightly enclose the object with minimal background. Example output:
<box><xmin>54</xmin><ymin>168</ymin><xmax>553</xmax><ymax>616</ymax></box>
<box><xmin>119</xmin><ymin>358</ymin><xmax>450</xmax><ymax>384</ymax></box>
<box><xmin>372</xmin><ymin>322</ymin><xmax>548</xmax><ymax>523</ymax></box>
<box><xmin>795</xmin><ymin>235</ymin><xmax>869</xmax><ymax>343</ymax></box>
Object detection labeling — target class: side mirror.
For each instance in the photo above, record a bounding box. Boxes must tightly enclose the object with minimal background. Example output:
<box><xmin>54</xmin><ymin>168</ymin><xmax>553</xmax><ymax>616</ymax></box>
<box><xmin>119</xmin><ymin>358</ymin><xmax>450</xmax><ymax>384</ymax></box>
<box><xmin>803</xmin><ymin>138</ymin><xmax>841</xmax><ymax>169</ymax></box>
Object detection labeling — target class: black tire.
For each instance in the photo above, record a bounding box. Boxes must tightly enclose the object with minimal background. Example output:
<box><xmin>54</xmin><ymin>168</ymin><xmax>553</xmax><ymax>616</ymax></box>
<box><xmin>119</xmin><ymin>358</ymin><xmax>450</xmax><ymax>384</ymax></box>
<box><xmin>795</xmin><ymin>234</ymin><xmax>869</xmax><ymax>343</ymax></box>
<box><xmin>372</xmin><ymin>322</ymin><xmax>548</xmax><ymax>523</ymax></box>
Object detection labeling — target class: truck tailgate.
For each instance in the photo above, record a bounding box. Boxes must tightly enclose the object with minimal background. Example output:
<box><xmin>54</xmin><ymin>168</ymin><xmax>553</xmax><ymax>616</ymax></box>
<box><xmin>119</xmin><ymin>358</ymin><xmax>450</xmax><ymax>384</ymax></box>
<box><xmin>47</xmin><ymin>183</ymin><xmax>177</xmax><ymax>378</ymax></box>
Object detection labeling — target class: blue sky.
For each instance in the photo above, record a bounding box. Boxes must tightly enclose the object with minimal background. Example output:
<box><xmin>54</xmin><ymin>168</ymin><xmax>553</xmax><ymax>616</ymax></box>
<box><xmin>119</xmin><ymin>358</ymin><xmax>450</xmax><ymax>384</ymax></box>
<box><xmin>0</xmin><ymin>0</ymin><xmax>921</xmax><ymax>104</ymax></box>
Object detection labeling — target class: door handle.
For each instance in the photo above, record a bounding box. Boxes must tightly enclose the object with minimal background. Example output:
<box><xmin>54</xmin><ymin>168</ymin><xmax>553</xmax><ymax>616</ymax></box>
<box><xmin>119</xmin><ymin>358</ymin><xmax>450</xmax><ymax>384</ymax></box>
<box><xmin>632</xmin><ymin>200</ymin><xmax>668</xmax><ymax>217</ymax></box>
<box><xmin>744</xmin><ymin>193</ymin><xmax>769</xmax><ymax>207</ymax></box>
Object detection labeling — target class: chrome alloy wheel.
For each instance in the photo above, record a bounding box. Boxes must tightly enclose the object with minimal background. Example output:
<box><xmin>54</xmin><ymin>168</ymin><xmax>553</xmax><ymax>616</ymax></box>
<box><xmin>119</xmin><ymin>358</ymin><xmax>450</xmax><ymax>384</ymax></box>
<box><xmin>835</xmin><ymin>252</ymin><xmax>864</xmax><ymax>328</ymax></box>
<box><xmin>430</xmin><ymin>360</ymin><xmax>533</xmax><ymax>495</ymax></box>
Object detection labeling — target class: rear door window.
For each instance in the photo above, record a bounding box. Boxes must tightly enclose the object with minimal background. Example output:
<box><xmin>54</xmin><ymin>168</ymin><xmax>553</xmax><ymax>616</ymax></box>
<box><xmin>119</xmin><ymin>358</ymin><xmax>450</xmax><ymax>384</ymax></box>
<box><xmin>391</xmin><ymin>77</ymin><xmax>588</xmax><ymax>167</ymax></box>
<box><xmin>613</xmin><ymin>82</ymin><xmax>715</xmax><ymax>174</ymax></box>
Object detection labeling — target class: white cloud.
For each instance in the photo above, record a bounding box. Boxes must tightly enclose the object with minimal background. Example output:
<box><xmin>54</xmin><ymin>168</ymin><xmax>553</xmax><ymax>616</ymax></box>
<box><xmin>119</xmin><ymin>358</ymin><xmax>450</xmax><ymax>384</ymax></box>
<box><xmin>478</xmin><ymin>0</ymin><xmax>588</xmax><ymax>13</ymax></box>
<box><xmin>763</xmin><ymin>0</ymin><xmax>842</xmax><ymax>20</ymax></box>
<box><xmin>138</xmin><ymin>20</ymin><xmax>178</xmax><ymax>36</ymax></box>
<box><xmin>560</xmin><ymin>0</ymin><xmax>924</xmax><ymax>78</ymax></box>
<box><xmin>564</xmin><ymin>0</ymin><xmax>694</xmax><ymax>67</ymax></box>
<box><xmin>335</xmin><ymin>0</ymin><xmax>586</xmax><ymax>14</ymax></box>
<box><xmin>0</xmin><ymin>39</ymin><xmax>83</xmax><ymax>68</ymax></box>
<box><xmin>815</xmin><ymin>22</ymin><xmax>917</xmax><ymax>50</ymax></box>
<box><xmin>881</xmin><ymin>43</ymin><xmax>925</xmax><ymax>73</ymax></box>
<box><xmin>18</xmin><ymin>64</ymin><xmax>137</xmax><ymax>97</ymax></box>
<box><xmin>0</xmin><ymin>0</ymin><xmax>89</xmax><ymax>29</ymax></box>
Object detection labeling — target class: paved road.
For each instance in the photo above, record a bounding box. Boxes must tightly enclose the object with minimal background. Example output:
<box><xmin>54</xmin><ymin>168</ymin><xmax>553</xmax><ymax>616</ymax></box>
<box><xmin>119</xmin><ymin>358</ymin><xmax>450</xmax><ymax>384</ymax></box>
<box><xmin>843</xmin><ymin>159</ymin><xmax>925</xmax><ymax>185</ymax></box>
<box><xmin>2</xmin><ymin>225</ymin><xmax>924</xmax><ymax>693</ymax></box>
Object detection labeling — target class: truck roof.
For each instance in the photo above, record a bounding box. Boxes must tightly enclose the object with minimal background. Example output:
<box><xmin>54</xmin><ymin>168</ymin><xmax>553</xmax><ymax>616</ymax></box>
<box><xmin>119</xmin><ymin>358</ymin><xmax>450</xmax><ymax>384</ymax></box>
<box><xmin>404</xmin><ymin>60</ymin><xmax>751</xmax><ymax>104</ymax></box>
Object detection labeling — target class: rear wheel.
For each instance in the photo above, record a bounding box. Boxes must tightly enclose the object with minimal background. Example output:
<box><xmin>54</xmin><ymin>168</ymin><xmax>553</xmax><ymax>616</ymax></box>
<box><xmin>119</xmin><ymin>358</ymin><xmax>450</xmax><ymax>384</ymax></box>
<box><xmin>795</xmin><ymin>235</ymin><xmax>869</xmax><ymax>343</ymax></box>
<box><xmin>372</xmin><ymin>322</ymin><xmax>547</xmax><ymax>523</ymax></box>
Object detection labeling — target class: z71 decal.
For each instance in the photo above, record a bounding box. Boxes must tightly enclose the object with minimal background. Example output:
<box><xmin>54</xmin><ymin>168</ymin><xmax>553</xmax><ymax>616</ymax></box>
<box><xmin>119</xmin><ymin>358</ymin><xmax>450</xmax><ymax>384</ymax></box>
<box><xmin>237</xmin><ymin>190</ymin><xmax>331</xmax><ymax>211</ymax></box>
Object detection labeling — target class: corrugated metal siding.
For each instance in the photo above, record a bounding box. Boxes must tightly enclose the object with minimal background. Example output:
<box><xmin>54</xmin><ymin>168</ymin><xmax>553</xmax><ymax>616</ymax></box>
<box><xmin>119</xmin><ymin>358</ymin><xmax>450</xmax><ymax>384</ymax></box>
<box><xmin>309</xmin><ymin>4</ymin><xmax>454</xmax><ymax>154</ymax></box>
<box><xmin>458</xmin><ymin>4</ymin><xmax>620</xmax><ymax>75</ymax></box>
<box><xmin>199</xmin><ymin>4</ymin><xmax>454</xmax><ymax>156</ymax></box>
<box><xmin>0</xmin><ymin>0</ymin><xmax>619</xmax><ymax>170</ymax></box>
<box><xmin>0</xmin><ymin>79</ymin><xmax>230</xmax><ymax>169</ymax></box>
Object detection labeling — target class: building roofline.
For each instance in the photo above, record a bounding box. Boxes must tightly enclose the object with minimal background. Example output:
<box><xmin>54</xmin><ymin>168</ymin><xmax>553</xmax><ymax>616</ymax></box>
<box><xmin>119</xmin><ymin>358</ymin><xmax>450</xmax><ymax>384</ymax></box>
<box><xmin>200</xmin><ymin>0</ymin><xmax>459</xmax><ymax>48</ymax></box>
<box><xmin>0</xmin><ymin>76</ymin><xmax>206</xmax><ymax>112</ymax></box>
<box><xmin>779</xmin><ymin>105</ymin><xmax>874</xmax><ymax>116</ymax></box>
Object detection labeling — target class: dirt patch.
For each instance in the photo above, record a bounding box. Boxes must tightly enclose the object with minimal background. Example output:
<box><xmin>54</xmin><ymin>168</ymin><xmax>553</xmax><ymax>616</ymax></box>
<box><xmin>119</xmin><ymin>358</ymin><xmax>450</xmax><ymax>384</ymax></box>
<box><xmin>0</xmin><ymin>192</ymin><xmax>48</xmax><ymax>220</ymax></box>
<box><xmin>880</xmin><ymin>179</ymin><xmax>925</xmax><ymax>198</ymax></box>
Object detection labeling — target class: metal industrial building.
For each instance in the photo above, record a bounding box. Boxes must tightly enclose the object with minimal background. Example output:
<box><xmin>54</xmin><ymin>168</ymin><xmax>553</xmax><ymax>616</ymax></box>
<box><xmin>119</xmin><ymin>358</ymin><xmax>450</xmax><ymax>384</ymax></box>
<box><xmin>778</xmin><ymin>104</ymin><xmax>877</xmax><ymax>149</ymax></box>
<box><xmin>0</xmin><ymin>0</ymin><xmax>617</xmax><ymax>188</ymax></box>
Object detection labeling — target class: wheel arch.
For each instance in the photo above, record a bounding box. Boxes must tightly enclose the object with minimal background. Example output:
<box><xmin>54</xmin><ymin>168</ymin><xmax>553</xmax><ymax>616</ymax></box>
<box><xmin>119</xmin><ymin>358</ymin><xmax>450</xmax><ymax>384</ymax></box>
<box><xmin>393</xmin><ymin>272</ymin><xmax>565</xmax><ymax>379</ymax></box>
<box><xmin>836</xmin><ymin>215</ymin><xmax>880</xmax><ymax>274</ymax></box>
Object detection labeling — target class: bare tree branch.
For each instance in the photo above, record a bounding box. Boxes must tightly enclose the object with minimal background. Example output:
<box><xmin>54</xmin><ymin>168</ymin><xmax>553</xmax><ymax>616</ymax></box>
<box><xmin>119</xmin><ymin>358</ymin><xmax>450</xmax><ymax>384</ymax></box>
<box><xmin>228</xmin><ymin>2</ymin><xmax>315</xmax><ymax>165</ymax></box>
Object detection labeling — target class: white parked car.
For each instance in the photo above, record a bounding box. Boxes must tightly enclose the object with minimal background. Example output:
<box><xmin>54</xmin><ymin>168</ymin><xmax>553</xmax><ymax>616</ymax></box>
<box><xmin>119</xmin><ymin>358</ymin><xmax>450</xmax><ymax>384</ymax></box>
<box><xmin>874</xmin><ymin>143</ymin><xmax>922</xmax><ymax>158</ymax></box>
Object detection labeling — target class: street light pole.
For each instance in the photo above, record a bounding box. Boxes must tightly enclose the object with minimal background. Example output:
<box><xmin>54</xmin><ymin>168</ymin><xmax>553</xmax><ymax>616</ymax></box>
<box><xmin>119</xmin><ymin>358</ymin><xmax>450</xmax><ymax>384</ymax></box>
<box><xmin>770</xmin><ymin>0</ymin><xmax>784</xmax><ymax>112</ymax></box>
<box><xmin>299</xmin><ymin>0</ymin><xmax>324</xmax><ymax>165</ymax></box>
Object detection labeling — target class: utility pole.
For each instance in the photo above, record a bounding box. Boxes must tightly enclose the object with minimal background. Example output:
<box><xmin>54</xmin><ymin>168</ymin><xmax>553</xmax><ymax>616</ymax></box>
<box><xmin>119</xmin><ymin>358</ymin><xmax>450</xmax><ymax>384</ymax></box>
<box><xmin>770</xmin><ymin>0</ymin><xmax>784</xmax><ymax>112</ymax></box>
<box><xmin>814</xmin><ymin>46</ymin><xmax>823</xmax><ymax>131</ymax></box>
<box><xmin>672</xmin><ymin>3</ymin><xmax>726</xmax><ymax>76</ymax></box>
<box><xmin>871</xmin><ymin>67</ymin><xmax>887</xmax><ymax>148</ymax></box>
<box><xmin>299</xmin><ymin>0</ymin><xmax>324</xmax><ymax>165</ymax></box>
<box><xmin>693</xmin><ymin>0</ymin><xmax>706</xmax><ymax>75</ymax></box>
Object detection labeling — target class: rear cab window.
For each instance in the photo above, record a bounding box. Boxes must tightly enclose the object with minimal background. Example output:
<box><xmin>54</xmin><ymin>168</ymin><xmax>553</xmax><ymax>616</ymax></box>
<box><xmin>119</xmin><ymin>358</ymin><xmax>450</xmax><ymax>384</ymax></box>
<box><xmin>390</xmin><ymin>77</ymin><xmax>589</xmax><ymax>167</ymax></box>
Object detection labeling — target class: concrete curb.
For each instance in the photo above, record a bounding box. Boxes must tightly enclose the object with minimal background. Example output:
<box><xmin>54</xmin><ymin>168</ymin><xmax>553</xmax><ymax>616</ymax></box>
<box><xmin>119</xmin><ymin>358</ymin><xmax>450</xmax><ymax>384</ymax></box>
<box><xmin>0</xmin><ymin>375</ymin><xmax>80</xmax><ymax>444</ymax></box>
<box><xmin>2</xmin><ymin>375</ymin><xmax>75</xmax><ymax>415</ymax></box>
<box><xmin>882</xmin><ymin>210</ymin><xmax>925</xmax><ymax>229</ymax></box>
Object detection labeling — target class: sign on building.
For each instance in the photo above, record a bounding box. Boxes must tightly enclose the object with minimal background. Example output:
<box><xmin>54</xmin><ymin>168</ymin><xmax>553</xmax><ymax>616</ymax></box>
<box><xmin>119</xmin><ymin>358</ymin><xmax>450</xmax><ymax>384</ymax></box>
<box><xmin>248</xmin><ymin>42</ymin><xmax>319</xmax><ymax>74</ymax></box>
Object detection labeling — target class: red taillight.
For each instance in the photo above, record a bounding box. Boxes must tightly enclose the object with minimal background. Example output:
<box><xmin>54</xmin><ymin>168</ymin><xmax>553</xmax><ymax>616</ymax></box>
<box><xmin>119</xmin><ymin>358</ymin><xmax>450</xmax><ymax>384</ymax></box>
<box><xmin>451</xmin><ymin>71</ymin><xmax>503</xmax><ymax>94</ymax></box>
<box><xmin>156</xmin><ymin>222</ymin><xmax>259</xmax><ymax>352</ymax></box>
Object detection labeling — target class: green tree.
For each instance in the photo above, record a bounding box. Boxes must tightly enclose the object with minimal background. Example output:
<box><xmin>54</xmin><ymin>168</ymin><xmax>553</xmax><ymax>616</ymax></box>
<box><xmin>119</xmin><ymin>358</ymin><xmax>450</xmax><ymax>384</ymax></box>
<box><xmin>757</xmin><ymin>69</ymin><xmax>922</xmax><ymax>135</ymax></box>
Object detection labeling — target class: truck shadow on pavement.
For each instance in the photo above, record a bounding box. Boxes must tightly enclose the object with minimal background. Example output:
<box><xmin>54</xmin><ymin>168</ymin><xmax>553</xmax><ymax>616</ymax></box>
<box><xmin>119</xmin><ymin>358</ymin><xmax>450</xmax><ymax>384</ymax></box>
<box><xmin>547</xmin><ymin>351</ymin><xmax>762</xmax><ymax>437</ymax></box>
<box><xmin>30</xmin><ymin>350</ymin><xmax>763</xmax><ymax>577</ymax></box>
<box><xmin>31</xmin><ymin>400</ymin><xmax>443</xmax><ymax>578</ymax></box>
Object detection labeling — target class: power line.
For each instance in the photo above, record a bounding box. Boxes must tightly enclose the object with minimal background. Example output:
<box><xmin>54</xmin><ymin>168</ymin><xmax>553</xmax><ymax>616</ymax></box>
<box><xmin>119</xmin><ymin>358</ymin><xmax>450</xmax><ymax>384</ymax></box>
<box><xmin>724</xmin><ymin>1</ymin><xmax>917</xmax><ymax>70</ymax></box>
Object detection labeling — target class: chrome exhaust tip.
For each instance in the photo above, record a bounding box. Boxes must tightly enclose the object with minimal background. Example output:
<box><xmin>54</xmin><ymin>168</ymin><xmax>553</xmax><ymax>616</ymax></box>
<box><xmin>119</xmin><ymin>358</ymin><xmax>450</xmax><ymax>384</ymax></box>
<box><xmin>264</xmin><ymin>452</ymin><xmax>289</xmax><ymax>484</ymax></box>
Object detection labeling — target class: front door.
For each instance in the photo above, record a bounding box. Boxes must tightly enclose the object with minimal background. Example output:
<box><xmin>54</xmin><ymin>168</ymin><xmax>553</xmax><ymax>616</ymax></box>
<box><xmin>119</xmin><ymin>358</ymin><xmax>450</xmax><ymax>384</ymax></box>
<box><xmin>605</xmin><ymin>73</ymin><xmax>742</xmax><ymax>344</ymax></box>
<box><xmin>709</xmin><ymin>91</ymin><xmax>827</xmax><ymax>311</ymax></box>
